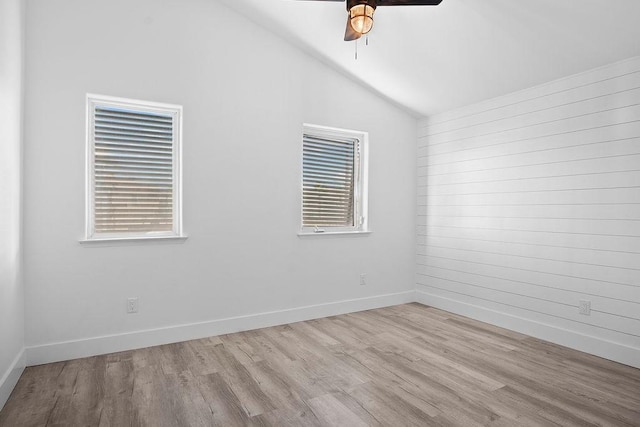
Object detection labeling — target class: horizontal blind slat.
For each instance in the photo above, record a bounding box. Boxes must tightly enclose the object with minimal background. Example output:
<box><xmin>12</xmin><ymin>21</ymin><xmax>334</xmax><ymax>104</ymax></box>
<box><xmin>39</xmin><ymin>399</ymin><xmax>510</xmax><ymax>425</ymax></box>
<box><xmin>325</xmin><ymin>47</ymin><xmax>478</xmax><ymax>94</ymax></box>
<box><xmin>303</xmin><ymin>168</ymin><xmax>354</xmax><ymax>177</ymax></box>
<box><xmin>95</xmin><ymin>189</ymin><xmax>173</xmax><ymax>194</ymax></box>
<box><xmin>95</xmin><ymin>140</ymin><xmax>173</xmax><ymax>150</ymax></box>
<box><xmin>303</xmin><ymin>188</ymin><xmax>353</xmax><ymax>196</ymax></box>
<box><xmin>303</xmin><ymin>203</ymin><xmax>354</xmax><ymax>210</ymax></box>
<box><xmin>96</xmin><ymin>146</ymin><xmax>173</xmax><ymax>156</ymax></box>
<box><xmin>95</xmin><ymin>151</ymin><xmax>173</xmax><ymax>161</ymax></box>
<box><xmin>96</xmin><ymin>159</ymin><xmax>173</xmax><ymax>168</ymax></box>
<box><xmin>96</xmin><ymin>166</ymin><xmax>173</xmax><ymax>175</ymax></box>
<box><xmin>96</xmin><ymin>126</ymin><xmax>173</xmax><ymax>136</ymax></box>
<box><xmin>303</xmin><ymin>135</ymin><xmax>358</xmax><ymax>145</ymax></box>
<box><xmin>96</xmin><ymin>108</ymin><xmax>173</xmax><ymax>122</ymax></box>
<box><xmin>96</xmin><ymin>134</ymin><xmax>173</xmax><ymax>145</ymax></box>
<box><xmin>303</xmin><ymin>151</ymin><xmax>354</xmax><ymax>164</ymax></box>
<box><xmin>95</xmin><ymin>122</ymin><xmax>173</xmax><ymax>133</ymax></box>
<box><xmin>96</xmin><ymin>173</ymin><xmax>173</xmax><ymax>179</ymax></box>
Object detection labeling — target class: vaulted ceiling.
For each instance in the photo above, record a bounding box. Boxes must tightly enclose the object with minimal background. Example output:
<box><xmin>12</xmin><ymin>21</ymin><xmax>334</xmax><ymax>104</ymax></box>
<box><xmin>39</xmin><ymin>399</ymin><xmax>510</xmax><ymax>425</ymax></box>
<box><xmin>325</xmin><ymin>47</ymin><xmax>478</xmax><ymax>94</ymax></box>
<box><xmin>219</xmin><ymin>0</ymin><xmax>640</xmax><ymax>117</ymax></box>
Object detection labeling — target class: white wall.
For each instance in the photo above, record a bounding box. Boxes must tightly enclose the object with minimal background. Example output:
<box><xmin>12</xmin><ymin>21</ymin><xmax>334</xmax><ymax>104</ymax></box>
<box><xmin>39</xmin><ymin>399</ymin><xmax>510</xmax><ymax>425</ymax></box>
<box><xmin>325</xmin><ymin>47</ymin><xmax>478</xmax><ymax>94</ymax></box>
<box><xmin>0</xmin><ymin>0</ymin><xmax>25</xmax><ymax>410</ymax></box>
<box><xmin>23</xmin><ymin>0</ymin><xmax>417</xmax><ymax>364</ymax></box>
<box><xmin>417</xmin><ymin>57</ymin><xmax>640</xmax><ymax>368</ymax></box>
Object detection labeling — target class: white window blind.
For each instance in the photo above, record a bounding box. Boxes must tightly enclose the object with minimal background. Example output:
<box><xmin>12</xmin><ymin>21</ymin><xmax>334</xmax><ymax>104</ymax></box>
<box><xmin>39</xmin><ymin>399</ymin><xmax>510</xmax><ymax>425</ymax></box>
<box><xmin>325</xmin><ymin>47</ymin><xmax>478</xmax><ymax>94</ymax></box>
<box><xmin>302</xmin><ymin>125</ymin><xmax>367</xmax><ymax>232</ymax></box>
<box><xmin>86</xmin><ymin>95</ymin><xmax>182</xmax><ymax>240</ymax></box>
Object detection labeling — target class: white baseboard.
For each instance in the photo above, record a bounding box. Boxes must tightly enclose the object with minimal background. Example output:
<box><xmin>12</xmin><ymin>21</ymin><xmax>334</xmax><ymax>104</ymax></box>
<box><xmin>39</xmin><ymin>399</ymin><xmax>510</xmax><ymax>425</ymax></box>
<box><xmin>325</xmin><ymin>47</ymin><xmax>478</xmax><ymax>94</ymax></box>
<box><xmin>416</xmin><ymin>290</ymin><xmax>640</xmax><ymax>369</ymax></box>
<box><xmin>21</xmin><ymin>288</ymin><xmax>638</xmax><ymax>373</ymax></box>
<box><xmin>0</xmin><ymin>348</ymin><xmax>26</xmax><ymax>411</ymax></box>
<box><xmin>26</xmin><ymin>290</ymin><xmax>416</xmax><ymax>366</ymax></box>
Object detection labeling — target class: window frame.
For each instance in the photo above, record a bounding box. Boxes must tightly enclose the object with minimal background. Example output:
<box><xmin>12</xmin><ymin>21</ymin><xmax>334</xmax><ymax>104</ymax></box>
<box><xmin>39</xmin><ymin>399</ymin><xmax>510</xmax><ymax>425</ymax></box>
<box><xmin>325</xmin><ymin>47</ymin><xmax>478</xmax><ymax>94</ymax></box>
<box><xmin>84</xmin><ymin>94</ymin><xmax>184</xmax><ymax>242</ymax></box>
<box><xmin>300</xmin><ymin>123</ymin><xmax>369</xmax><ymax>236</ymax></box>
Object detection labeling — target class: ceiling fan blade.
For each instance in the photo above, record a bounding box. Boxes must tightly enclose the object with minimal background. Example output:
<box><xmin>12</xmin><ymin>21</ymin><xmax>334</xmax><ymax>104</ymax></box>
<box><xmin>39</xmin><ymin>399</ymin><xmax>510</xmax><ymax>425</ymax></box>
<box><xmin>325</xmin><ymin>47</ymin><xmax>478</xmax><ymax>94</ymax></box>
<box><xmin>344</xmin><ymin>15</ymin><xmax>362</xmax><ymax>41</ymax></box>
<box><xmin>376</xmin><ymin>0</ymin><xmax>442</xmax><ymax>5</ymax></box>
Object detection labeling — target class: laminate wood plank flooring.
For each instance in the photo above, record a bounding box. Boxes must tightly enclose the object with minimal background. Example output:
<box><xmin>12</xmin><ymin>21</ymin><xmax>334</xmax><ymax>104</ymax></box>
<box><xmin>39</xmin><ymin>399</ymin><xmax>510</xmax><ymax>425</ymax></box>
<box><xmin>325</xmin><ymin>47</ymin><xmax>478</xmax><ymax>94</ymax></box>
<box><xmin>1</xmin><ymin>303</ymin><xmax>639</xmax><ymax>426</ymax></box>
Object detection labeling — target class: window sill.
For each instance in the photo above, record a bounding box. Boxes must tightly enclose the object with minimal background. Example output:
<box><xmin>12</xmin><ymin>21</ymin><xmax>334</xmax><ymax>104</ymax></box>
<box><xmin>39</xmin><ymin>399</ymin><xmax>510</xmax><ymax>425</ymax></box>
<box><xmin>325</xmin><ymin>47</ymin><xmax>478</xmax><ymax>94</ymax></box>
<box><xmin>297</xmin><ymin>230</ymin><xmax>372</xmax><ymax>238</ymax></box>
<box><xmin>79</xmin><ymin>235</ymin><xmax>188</xmax><ymax>247</ymax></box>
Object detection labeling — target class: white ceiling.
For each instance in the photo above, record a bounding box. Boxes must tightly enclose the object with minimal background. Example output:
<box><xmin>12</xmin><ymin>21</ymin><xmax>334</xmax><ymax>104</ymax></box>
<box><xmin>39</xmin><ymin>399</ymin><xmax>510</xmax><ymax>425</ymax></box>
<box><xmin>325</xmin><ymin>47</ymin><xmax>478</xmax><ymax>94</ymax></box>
<box><xmin>219</xmin><ymin>0</ymin><xmax>640</xmax><ymax>117</ymax></box>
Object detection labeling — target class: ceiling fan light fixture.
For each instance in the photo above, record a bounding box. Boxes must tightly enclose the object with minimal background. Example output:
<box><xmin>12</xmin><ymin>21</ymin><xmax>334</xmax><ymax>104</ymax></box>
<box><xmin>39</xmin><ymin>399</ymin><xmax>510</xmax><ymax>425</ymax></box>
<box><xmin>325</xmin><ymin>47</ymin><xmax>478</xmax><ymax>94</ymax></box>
<box><xmin>349</xmin><ymin>3</ymin><xmax>375</xmax><ymax>35</ymax></box>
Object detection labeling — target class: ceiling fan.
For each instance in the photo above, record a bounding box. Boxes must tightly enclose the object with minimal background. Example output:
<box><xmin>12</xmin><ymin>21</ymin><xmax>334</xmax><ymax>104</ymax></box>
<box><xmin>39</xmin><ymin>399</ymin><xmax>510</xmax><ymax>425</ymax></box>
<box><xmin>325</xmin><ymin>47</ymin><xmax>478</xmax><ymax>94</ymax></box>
<box><xmin>299</xmin><ymin>0</ymin><xmax>443</xmax><ymax>41</ymax></box>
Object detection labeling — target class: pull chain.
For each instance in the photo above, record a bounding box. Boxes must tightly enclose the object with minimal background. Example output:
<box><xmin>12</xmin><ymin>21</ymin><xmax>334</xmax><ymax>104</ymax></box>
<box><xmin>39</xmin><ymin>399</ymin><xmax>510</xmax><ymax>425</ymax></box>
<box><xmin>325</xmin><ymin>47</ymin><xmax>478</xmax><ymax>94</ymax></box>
<box><xmin>354</xmin><ymin>36</ymin><xmax>370</xmax><ymax>60</ymax></box>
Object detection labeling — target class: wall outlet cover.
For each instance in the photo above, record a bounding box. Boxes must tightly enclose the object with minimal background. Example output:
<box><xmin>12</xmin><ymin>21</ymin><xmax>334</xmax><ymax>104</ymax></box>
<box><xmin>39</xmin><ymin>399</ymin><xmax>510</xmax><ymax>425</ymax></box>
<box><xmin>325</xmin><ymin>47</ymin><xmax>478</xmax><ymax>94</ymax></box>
<box><xmin>127</xmin><ymin>297</ymin><xmax>139</xmax><ymax>314</ymax></box>
<box><xmin>579</xmin><ymin>300</ymin><xmax>591</xmax><ymax>316</ymax></box>
<box><xmin>359</xmin><ymin>274</ymin><xmax>367</xmax><ymax>286</ymax></box>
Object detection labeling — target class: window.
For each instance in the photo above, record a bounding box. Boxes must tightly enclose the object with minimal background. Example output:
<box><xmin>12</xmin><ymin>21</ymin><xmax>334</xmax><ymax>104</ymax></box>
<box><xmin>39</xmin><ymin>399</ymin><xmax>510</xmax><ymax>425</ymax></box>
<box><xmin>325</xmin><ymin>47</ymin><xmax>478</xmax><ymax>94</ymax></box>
<box><xmin>301</xmin><ymin>124</ymin><xmax>368</xmax><ymax>234</ymax></box>
<box><xmin>85</xmin><ymin>94</ymin><xmax>183</xmax><ymax>241</ymax></box>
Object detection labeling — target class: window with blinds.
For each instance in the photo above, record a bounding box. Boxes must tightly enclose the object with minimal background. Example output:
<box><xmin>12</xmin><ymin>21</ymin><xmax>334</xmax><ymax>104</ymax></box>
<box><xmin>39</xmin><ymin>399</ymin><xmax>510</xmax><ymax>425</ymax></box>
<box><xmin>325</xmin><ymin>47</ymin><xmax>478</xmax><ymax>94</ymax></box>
<box><xmin>302</xmin><ymin>124</ymin><xmax>368</xmax><ymax>233</ymax></box>
<box><xmin>86</xmin><ymin>95</ymin><xmax>183</xmax><ymax>240</ymax></box>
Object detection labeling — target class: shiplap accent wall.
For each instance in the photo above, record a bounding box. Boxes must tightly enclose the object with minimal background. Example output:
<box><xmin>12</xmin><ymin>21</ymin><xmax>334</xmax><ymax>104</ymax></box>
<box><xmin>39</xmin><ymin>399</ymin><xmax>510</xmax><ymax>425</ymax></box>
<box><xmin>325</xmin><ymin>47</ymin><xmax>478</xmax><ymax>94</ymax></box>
<box><xmin>416</xmin><ymin>57</ymin><xmax>640</xmax><ymax>368</ymax></box>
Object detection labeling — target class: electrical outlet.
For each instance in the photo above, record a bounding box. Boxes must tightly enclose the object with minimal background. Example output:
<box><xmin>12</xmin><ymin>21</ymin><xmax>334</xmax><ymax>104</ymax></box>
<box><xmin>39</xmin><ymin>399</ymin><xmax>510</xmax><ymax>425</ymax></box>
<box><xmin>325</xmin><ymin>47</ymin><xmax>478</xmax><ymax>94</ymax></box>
<box><xmin>579</xmin><ymin>300</ymin><xmax>591</xmax><ymax>316</ymax></box>
<box><xmin>360</xmin><ymin>273</ymin><xmax>367</xmax><ymax>286</ymax></box>
<box><xmin>127</xmin><ymin>297</ymin><xmax>139</xmax><ymax>314</ymax></box>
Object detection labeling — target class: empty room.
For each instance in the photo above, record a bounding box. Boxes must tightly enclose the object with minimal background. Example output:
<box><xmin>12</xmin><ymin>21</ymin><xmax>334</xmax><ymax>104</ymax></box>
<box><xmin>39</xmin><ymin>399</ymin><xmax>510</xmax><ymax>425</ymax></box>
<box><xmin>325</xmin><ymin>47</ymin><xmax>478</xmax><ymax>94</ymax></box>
<box><xmin>1</xmin><ymin>0</ymin><xmax>639</xmax><ymax>425</ymax></box>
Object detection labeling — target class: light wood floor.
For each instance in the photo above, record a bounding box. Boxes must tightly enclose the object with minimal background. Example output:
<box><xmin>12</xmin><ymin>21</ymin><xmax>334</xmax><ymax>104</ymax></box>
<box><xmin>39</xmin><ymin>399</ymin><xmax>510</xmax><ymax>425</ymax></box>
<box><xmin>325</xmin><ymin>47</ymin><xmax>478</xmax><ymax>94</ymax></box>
<box><xmin>1</xmin><ymin>303</ymin><xmax>639</xmax><ymax>426</ymax></box>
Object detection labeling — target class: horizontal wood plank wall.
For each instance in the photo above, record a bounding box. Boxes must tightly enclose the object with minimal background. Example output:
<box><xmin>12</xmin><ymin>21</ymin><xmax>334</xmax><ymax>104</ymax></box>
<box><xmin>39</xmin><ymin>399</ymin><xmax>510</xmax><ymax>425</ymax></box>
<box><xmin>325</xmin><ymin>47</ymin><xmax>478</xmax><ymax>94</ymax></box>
<box><xmin>416</xmin><ymin>56</ymin><xmax>640</xmax><ymax>367</ymax></box>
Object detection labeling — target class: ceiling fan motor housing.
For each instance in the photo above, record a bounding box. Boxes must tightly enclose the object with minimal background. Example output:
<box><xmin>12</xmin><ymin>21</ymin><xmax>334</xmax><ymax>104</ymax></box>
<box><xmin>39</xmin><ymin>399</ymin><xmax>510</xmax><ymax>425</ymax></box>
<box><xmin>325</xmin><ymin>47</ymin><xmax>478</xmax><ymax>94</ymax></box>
<box><xmin>341</xmin><ymin>0</ymin><xmax>443</xmax><ymax>41</ymax></box>
<box><xmin>346</xmin><ymin>0</ymin><xmax>377</xmax><ymax>11</ymax></box>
